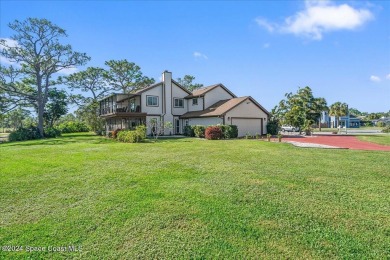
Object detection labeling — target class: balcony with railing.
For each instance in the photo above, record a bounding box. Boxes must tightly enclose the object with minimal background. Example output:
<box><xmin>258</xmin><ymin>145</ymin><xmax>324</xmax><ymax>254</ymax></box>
<box><xmin>99</xmin><ymin>94</ymin><xmax>146</xmax><ymax>118</ymax></box>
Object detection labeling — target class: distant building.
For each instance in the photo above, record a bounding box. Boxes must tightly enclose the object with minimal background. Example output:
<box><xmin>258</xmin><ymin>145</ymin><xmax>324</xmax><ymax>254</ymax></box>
<box><xmin>320</xmin><ymin>111</ymin><xmax>360</xmax><ymax>128</ymax></box>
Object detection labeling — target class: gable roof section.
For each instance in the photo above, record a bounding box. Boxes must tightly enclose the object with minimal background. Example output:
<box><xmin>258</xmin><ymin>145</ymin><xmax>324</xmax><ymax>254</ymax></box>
<box><xmin>185</xmin><ymin>84</ymin><xmax>237</xmax><ymax>99</ymax></box>
<box><xmin>131</xmin><ymin>79</ymin><xmax>192</xmax><ymax>95</ymax></box>
<box><xmin>181</xmin><ymin>96</ymin><xmax>270</xmax><ymax>118</ymax></box>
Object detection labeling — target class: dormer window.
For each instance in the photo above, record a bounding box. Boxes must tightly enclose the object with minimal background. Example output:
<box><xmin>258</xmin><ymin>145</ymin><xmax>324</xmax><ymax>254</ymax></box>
<box><xmin>192</xmin><ymin>98</ymin><xmax>198</xmax><ymax>105</ymax></box>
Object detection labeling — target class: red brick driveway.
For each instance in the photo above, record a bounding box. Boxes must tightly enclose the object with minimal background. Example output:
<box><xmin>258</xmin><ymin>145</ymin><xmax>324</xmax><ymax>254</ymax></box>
<box><xmin>282</xmin><ymin>135</ymin><xmax>390</xmax><ymax>151</ymax></box>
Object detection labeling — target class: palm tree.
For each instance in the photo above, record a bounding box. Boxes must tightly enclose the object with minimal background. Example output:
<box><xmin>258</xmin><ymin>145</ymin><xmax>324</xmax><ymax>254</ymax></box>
<box><xmin>329</xmin><ymin>102</ymin><xmax>348</xmax><ymax>132</ymax></box>
<box><xmin>313</xmin><ymin>97</ymin><xmax>328</xmax><ymax>131</ymax></box>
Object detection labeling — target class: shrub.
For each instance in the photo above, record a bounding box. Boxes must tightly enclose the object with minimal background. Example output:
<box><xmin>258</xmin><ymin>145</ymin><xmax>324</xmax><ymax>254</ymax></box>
<box><xmin>9</xmin><ymin>126</ymin><xmax>41</xmax><ymax>142</ymax></box>
<box><xmin>44</xmin><ymin>127</ymin><xmax>62</xmax><ymax>138</ymax></box>
<box><xmin>112</xmin><ymin>129</ymin><xmax>122</xmax><ymax>139</ymax></box>
<box><xmin>117</xmin><ymin>125</ymin><xmax>146</xmax><ymax>143</ymax></box>
<box><xmin>266</xmin><ymin>120</ymin><xmax>279</xmax><ymax>135</ymax></box>
<box><xmin>194</xmin><ymin>125</ymin><xmax>206</xmax><ymax>138</ymax></box>
<box><xmin>382</xmin><ymin>126</ymin><xmax>390</xmax><ymax>133</ymax></box>
<box><xmin>377</xmin><ymin>121</ymin><xmax>386</xmax><ymax>127</ymax></box>
<box><xmin>218</xmin><ymin>125</ymin><xmax>238</xmax><ymax>139</ymax></box>
<box><xmin>58</xmin><ymin>121</ymin><xmax>90</xmax><ymax>133</ymax></box>
<box><xmin>183</xmin><ymin>125</ymin><xmax>195</xmax><ymax>137</ymax></box>
<box><xmin>205</xmin><ymin>126</ymin><xmax>223</xmax><ymax>140</ymax></box>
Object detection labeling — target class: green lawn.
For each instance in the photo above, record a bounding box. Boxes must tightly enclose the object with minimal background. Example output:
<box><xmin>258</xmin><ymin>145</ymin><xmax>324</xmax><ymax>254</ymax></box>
<box><xmin>1</xmin><ymin>133</ymin><xmax>389</xmax><ymax>259</ymax></box>
<box><xmin>357</xmin><ymin>134</ymin><xmax>390</xmax><ymax>146</ymax></box>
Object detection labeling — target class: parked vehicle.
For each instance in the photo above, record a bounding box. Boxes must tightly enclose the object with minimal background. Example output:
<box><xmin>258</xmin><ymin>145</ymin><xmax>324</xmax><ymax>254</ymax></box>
<box><xmin>281</xmin><ymin>125</ymin><xmax>299</xmax><ymax>132</ymax></box>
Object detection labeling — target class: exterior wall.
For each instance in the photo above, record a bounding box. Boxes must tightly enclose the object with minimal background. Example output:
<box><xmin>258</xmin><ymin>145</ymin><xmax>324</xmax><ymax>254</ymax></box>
<box><xmin>171</xmin><ymin>82</ymin><xmax>189</xmax><ymax>116</ymax></box>
<box><xmin>224</xmin><ymin>99</ymin><xmax>269</xmax><ymax>134</ymax></box>
<box><xmin>188</xmin><ymin>97</ymin><xmax>204</xmax><ymax>112</ymax></box>
<box><xmin>140</xmin><ymin>85</ymin><xmax>163</xmax><ymax>115</ymax></box>
<box><xmin>204</xmin><ymin>86</ymin><xmax>235</xmax><ymax>108</ymax></box>
<box><xmin>162</xmin><ymin>71</ymin><xmax>173</xmax><ymax>135</ymax></box>
<box><xmin>186</xmin><ymin>117</ymin><xmax>223</xmax><ymax>126</ymax></box>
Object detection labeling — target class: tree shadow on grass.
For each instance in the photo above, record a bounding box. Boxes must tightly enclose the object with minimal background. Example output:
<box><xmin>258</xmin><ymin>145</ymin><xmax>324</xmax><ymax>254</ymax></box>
<box><xmin>0</xmin><ymin>134</ymin><xmax>115</xmax><ymax>147</ymax></box>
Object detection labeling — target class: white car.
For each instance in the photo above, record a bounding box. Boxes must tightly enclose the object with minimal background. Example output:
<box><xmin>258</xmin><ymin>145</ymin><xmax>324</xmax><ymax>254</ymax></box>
<box><xmin>281</xmin><ymin>125</ymin><xmax>299</xmax><ymax>132</ymax></box>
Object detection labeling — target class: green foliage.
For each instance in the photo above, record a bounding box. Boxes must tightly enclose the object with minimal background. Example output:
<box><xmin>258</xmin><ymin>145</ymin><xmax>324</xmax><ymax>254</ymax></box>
<box><xmin>273</xmin><ymin>87</ymin><xmax>327</xmax><ymax>131</ymax></box>
<box><xmin>205</xmin><ymin>126</ymin><xmax>223</xmax><ymax>140</ymax></box>
<box><xmin>176</xmin><ymin>75</ymin><xmax>203</xmax><ymax>91</ymax></box>
<box><xmin>75</xmin><ymin>101</ymin><xmax>104</xmax><ymax>133</ymax></box>
<box><xmin>266</xmin><ymin>119</ymin><xmax>279</xmax><ymax>135</ymax></box>
<box><xmin>0</xmin><ymin>18</ymin><xmax>90</xmax><ymax>137</ymax></box>
<box><xmin>104</xmin><ymin>60</ymin><xmax>155</xmax><ymax>93</ymax></box>
<box><xmin>8</xmin><ymin>126</ymin><xmax>41</xmax><ymax>142</ymax></box>
<box><xmin>183</xmin><ymin>125</ymin><xmax>195</xmax><ymax>137</ymax></box>
<box><xmin>382</xmin><ymin>126</ymin><xmax>390</xmax><ymax>133</ymax></box>
<box><xmin>329</xmin><ymin>102</ymin><xmax>349</xmax><ymax>129</ymax></box>
<box><xmin>43</xmin><ymin>127</ymin><xmax>62</xmax><ymax>138</ymax></box>
<box><xmin>376</xmin><ymin>121</ymin><xmax>386</xmax><ymax>127</ymax></box>
<box><xmin>112</xmin><ymin>129</ymin><xmax>123</xmax><ymax>139</ymax></box>
<box><xmin>194</xmin><ymin>125</ymin><xmax>206</xmax><ymax>138</ymax></box>
<box><xmin>43</xmin><ymin>88</ymin><xmax>68</xmax><ymax>127</ymax></box>
<box><xmin>219</xmin><ymin>125</ymin><xmax>238</xmax><ymax>139</ymax></box>
<box><xmin>117</xmin><ymin>125</ymin><xmax>146</xmax><ymax>143</ymax></box>
<box><xmin>58</xmin><ymin>121</ymin><xmax>90</xmax><ymax>133</ymax></box>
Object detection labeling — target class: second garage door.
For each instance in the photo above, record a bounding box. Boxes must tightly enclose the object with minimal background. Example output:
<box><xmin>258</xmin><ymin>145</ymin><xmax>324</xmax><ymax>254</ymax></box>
<box><xmin>231</xmin><ymin>118</ymin><xmax>263</xmax><ymax>137</ymax></box>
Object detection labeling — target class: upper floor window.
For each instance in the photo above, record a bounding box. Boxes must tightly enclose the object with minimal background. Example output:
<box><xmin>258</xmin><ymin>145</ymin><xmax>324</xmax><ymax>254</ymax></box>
<box><xmin>146</xmin><ymin>95</ymin><xmax>158</xmax><ymax>107</ymax></box>
<box><xmin>174</xmin><ymin>98</ymin><xmax>184</xmax><ymax>108</ymax></box>
<box><xmin>192</xmin><ymin>98</ymin><xmax>198</xmax><ymax>105</ymax></box>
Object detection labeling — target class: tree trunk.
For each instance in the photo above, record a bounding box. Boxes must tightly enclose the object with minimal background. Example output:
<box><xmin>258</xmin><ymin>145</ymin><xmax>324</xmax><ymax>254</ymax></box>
<box><xmin>37</xmin><ymin>101</ymin><xmax>45</xmax><ymax>137</ymax></box>
<box><xmin>319</xmin><ymin>118</ymin><xmax>321</xmax><ymax>131</ymax></box>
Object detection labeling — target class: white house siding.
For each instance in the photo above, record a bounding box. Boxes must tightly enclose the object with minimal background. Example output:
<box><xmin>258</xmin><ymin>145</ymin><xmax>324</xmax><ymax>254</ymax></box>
<box><xmin>187</xmin><ymin>117</ymin><xmax>223</xmax><ymax>126</ymax></box>
<box><xmin>224</xmin><ymin>99</ymin><xmax>269</xmax><ymax>136</ymax></box>
<box><xmin>141</xmin><ymin>85</ymin><xmax>163</xmax><ymax>115</ymax></box>
<box><xmin>171</xmin><ymin>82</ymin><xmax>189</xmax><ymax>116</ymax></box>
<box><xmin>188</xmin><ymin>97</ymin><xmax>204</xmax><ymax>112</ymax></box>
<box><xmin>204</xmin><ymin>86</ymin><xmax>235</xmax><ymax>108</ymax></box>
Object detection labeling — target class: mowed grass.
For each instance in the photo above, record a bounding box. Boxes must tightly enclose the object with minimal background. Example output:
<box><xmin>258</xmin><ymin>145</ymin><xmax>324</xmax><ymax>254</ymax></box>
<box><xmin>0</xmin><ymin>133</ymin><xmax>389</xmax><ymax>259</ymax></box>
<box><xmin>357</xmin><ymin>134</ymin><xmax>390</xmax><ymax>146</ymax></box>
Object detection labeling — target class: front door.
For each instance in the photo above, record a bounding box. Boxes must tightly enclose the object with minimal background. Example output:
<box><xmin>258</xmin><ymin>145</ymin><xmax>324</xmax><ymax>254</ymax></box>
<box><xmin>175</xmin><ymin>119</ymin><xmax>180</xmax><ymax>134</ymax></box>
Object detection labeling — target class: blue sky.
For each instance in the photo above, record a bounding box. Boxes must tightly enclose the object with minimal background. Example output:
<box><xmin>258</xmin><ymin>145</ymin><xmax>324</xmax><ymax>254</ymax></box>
<box><xmin>1</xmin><ymin>0</ymin><xmax>389</xmax><ymax>113</ymax></box>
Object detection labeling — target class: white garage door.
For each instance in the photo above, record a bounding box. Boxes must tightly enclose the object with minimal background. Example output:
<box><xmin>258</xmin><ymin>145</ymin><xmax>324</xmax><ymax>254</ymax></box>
<box><xmin>231</xmin><ymin>118</ymin><xmax>262</xmax><ymax>137</ymax></box>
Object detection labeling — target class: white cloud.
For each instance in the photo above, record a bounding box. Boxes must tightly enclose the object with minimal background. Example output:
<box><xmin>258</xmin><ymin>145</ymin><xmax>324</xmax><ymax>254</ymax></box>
<box><xmin>256</xmin><ymin>0</ymin><xmax>373</xmax><ymax>40</ymax></box>
<box><xmin>0</xmin><ymin>38</ymin><xmax>19</xmax><ymax>66</ymax></box>
<box><xmin>0</xmin><ymin>38</ymin><xmax>18</xmax><ymax>50</ymax></box>
<box><xmin>255</xmin><ymin>18</ymin><xmax>276</xmax><ymax>32</ymax></box>
<box><xmin>193</xmin><ymin>51</ymin><xmax>208</xmax><ymax>60</ymax></box>
<box><xmin>370</xmin><ymin>75</ymin><xmax>381</xmax><ymax>82</ymax></box>
<box><xmin>386</xmin><ymin>74</ymin><xmax>390</xmax><ymax>80</ymax></box>
<box><xmin>263</xmin><ymin>43</ymin><xmax>271</xmax><ymax>48</ymax></box>
<box><xmin>58</xmin><ymin>67</ymin><xmax>78</xmax><ymax>75</ymax></box>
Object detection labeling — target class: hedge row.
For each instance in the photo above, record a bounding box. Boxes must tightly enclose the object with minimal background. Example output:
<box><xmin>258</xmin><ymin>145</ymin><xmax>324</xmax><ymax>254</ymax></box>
<box><xmin>184</xmin><ymin>125</ymin><xmax>238</xmax><ymax>139</ymax></box>
<box><xmin>8</xmin><ymin>126</ymin><xmax>61</xmax><ymax>142</ymax></box>
<box><xmin>116</xmin><ymin>125</ymin><xmax>146</xmax><ymax>143</ymax></box>
<box><xmin>58</xmin><ymin>121</ymin><xmax>90</xmax><ymax>133</ymax></box>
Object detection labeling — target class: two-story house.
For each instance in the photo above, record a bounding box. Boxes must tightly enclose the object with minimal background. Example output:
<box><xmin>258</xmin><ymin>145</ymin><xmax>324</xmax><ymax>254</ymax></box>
<box><xmin>99</xmin><ymin>71</ymin><xmax>270</xmax><ymax>137</ymax></box>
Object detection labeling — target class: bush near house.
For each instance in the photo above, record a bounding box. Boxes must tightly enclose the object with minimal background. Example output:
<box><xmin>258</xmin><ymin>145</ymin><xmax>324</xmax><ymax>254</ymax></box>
<box><xmin>43</xmin><ymin>127</ymin><xmax>62</xmax><ymax>138</ymax></box>
<box><xmin>183</xmin><ymin>125</ymin><xmax>195</xmax><ymax>137</ymax></box>
<box><xmin>205</xmin><ymin>126</ymin><xmax>223</xmax><ymax>140</ymax></box>
<box><xmin>112</xmin><ymin>129</ymin><xmax>122</xmax><ymax>139</ymax></box>
<box><xmin>58</xmin><ymin>121</ymin><xmax>90</xmax><ymax>133</ymax></box>
<box><xmin>382</xmin><ymin>126</ymin><xmax>390</xmax><ymax>133</ymax></box>
<box><xmin>221</xmin><ymin>125</ymin><xmax>238</xmax><ymax>139</ymax></box>
<box><xmin>266</xmin><ymin>120</ymin><xmax>279</xmax><ymax>135</ymax></box>
<box><xmin>117</xmin><ymin>125</ymin><xmax>146</xmax><ymax>143</ymax></box>
<box><xmin>194</xmin><ymin>125</ymin><xmax>206</xmax><ymax>138</ymax></box>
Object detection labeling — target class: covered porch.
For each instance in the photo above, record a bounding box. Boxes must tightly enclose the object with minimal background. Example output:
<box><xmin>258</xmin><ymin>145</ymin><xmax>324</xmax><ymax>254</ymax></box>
<box><xmin>103</xmin><ymin>114</ymin><xmax>147</xmax><ymax>133</ymax></box>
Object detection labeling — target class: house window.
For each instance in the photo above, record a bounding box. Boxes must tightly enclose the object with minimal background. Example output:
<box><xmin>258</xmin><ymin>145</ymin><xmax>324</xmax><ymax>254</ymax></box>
<box><xmin>146</xmin><ymin>95</ymin><xmax>158</xmax><ymax>107</ymax></box>
<box><xmin>174</xmin><ymin>98</ymin><xmax>184</xmax><ymax>108</ymax></box>
<box><xmin>192</xmin><ymin>98</ymin><xmax>198</xmax><ymax>105</ymax></box>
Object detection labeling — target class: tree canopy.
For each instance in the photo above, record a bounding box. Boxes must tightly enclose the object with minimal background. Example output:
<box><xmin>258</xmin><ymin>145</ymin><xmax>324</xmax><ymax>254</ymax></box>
<box><xmin>0</xmin><ymin>18</ymin><xmax>90</xmax><ymax>137</ymax></box>
<box><xmin>104</xmin><ymin>60</ymin><xmax>155</xmax><ymax>94</ymax></box>
<box><xmin>176</xmin><ymin>75</ymin><xmax>203</xmax><ymax>92</ymax></box>
<box><xmin>272</xmin><ymin>86</ymin><xmax>328</xmax><ymax>132</ymax></box>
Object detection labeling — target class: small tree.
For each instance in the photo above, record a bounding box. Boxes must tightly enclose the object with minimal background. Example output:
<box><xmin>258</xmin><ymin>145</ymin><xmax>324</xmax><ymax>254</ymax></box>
<box><xmin>43</xmin><ymin>88</ymin><xmax>68</xmax><ymax>127</ymax></box>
